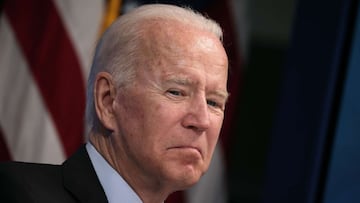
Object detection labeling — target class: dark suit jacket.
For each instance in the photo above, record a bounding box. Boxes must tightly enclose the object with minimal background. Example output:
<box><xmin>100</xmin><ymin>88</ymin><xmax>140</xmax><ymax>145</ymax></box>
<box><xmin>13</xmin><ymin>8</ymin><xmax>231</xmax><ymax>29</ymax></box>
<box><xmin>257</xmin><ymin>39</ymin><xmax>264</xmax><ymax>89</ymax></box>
<box><xmin>0</xmin><ymin>145</ymin><xmax>108</xmax><ymax>203</ymax></box>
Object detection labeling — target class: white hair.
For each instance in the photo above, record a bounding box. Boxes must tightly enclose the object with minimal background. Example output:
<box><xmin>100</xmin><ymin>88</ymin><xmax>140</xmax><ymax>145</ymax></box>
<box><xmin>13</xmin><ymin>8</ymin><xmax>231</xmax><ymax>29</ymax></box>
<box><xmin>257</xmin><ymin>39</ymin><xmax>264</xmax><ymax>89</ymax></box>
<box><xmin>86</xmin><ymin>4</ymin><xmax>223</xmax><ymax>133</ymax></box>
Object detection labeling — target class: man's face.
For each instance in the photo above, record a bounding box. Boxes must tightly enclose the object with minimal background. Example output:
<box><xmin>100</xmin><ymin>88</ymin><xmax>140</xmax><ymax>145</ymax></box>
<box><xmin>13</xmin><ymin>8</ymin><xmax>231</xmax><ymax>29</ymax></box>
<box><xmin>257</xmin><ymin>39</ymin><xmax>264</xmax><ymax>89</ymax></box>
<box><xmin>111</xmin><ymin>23</ymin><xmax>228</xmax><ymax>191</ymax></box>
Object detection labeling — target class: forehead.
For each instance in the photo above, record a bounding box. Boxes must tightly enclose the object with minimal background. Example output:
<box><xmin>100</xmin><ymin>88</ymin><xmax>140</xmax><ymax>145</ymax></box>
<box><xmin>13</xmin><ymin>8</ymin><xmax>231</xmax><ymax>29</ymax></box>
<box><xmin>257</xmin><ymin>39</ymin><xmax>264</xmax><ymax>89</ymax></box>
<box><xmin>139</xmin><ymin>19</ymin><xmax>228</xmax><ymax>70</ymax></box>
<box><xmin>146</xmin><ymin>20</ymin><xmax>220</xmax><ymax>50</ymax></box>
<box><xmin>135</xmin><ymin>20</ymin><xmax>228</xmax><ymax>91</ymax></box>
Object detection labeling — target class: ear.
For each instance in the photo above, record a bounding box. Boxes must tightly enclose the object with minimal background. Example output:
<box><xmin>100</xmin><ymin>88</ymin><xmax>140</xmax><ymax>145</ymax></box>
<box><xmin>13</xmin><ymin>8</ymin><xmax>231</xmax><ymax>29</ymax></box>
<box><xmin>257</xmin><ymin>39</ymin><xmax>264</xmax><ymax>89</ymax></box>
<box><xmin>94</xmin><ymin>72</ymin><xmax>117</xmax><ymax>132</ymax></box>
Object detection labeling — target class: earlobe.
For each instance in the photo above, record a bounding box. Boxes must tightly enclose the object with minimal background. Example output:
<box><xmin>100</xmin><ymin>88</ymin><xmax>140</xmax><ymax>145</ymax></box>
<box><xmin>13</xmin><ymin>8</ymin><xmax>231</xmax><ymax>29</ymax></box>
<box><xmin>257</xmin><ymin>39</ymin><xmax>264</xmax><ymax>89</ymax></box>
<box><xmin>94</xmin><ymin>72</ymin><xmax>117</xmax><ymax>131</ymax></box>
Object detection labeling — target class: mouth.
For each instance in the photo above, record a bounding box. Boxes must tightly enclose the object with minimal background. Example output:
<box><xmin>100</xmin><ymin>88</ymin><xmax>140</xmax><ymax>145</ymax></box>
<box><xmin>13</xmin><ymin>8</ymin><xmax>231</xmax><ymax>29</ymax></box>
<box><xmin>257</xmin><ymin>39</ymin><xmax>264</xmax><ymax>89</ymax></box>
<box><xmin>168</xmin><ymin>146</ymin><xmax>203</xmax><ymax>159</ymax></box>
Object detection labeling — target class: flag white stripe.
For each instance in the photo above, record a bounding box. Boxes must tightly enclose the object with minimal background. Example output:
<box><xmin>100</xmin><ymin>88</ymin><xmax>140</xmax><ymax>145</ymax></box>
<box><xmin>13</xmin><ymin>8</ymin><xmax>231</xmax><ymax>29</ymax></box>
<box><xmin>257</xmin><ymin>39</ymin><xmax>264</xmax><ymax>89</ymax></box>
<box><xmin>0</xmin><ymin>16</ymin><xmax>65</xmax><ymax>164</ymax></box>
<box><xmin>53</xmin><ymin>0</ymin><xmax>105</xmax><ymax>81</ymax></box>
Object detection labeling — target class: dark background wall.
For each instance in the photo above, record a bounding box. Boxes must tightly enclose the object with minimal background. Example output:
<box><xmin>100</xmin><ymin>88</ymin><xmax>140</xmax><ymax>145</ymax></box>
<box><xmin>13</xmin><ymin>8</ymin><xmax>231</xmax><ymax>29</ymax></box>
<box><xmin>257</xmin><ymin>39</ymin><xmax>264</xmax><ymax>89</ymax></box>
<box><xmin>229</xmin><ymin>0</ymin><xmax>296</xmax><ymax>202</ymax></box>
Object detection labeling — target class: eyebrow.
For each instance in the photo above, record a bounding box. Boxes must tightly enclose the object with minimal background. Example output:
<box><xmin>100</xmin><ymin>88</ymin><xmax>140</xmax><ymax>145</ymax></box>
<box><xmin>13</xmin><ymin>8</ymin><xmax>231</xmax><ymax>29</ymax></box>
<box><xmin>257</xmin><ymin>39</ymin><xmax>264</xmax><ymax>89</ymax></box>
<box><xmin>165</xmin><ymin>76</ymin><xmax>195</xmax><ymax>86</ymax></box>
<box><xmin>210</xmin><ymin>90</ymin><xmax>230</xmax><ymax>103</ymax></box>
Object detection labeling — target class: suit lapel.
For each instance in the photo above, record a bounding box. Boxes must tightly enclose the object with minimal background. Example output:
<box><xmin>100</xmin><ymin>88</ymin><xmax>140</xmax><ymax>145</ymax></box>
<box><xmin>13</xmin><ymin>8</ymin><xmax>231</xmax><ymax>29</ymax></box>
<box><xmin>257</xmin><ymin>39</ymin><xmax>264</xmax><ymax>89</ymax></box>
<box><xmin>62</xmin><ymin>145</ymin><xmax>108</xmax><ymax>203</ymax></box>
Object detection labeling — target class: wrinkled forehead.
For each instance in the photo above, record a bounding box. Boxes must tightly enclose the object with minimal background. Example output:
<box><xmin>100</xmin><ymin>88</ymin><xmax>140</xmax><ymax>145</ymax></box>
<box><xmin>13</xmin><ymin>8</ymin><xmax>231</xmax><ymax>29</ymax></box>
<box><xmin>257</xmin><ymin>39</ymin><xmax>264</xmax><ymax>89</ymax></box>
<box><xmin>139</xmin><ymin>19</ymin><xmax>227</xmax><ymax>65</ymax></box>
<box><xmin>135</xmin><ymin>19</ymin><xmax>228</xmax><ymax>88</ymax></box>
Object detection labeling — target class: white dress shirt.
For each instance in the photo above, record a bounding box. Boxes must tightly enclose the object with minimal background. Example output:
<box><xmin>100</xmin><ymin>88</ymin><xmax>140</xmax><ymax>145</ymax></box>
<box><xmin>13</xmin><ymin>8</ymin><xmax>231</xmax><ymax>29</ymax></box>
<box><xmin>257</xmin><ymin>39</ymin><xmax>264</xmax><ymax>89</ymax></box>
<box><xmin>86</xmin><ymin>143</ymin><xmax>143</xmax><ymax>203</ymax></box>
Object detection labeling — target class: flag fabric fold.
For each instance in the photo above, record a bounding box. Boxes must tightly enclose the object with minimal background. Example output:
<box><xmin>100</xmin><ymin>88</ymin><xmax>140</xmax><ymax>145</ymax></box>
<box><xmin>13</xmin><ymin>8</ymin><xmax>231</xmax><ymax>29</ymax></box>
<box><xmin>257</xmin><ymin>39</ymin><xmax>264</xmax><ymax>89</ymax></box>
<box><xmin>0</xmin><ymin>0</ymin><xmax>104</xmax><ymax>163</ymax></box>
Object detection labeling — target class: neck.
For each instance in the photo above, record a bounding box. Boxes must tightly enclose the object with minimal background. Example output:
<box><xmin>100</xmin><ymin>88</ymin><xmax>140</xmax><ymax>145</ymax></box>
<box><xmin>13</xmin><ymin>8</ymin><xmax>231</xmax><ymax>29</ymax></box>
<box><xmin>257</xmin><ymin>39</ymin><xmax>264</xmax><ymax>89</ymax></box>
<box><xmin>88</xmin><ymin>132</ymin><xmax>172</xmax><ymax>203</ymax></box>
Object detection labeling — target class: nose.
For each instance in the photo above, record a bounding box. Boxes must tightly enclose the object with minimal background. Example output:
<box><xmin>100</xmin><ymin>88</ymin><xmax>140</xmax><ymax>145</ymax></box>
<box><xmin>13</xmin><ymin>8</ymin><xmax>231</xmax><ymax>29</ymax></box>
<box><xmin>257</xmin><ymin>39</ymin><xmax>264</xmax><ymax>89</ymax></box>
<box><xmin>182</xmin><ymin>96</ymin><xmax>211</xmax><ymax>132</ymax></box>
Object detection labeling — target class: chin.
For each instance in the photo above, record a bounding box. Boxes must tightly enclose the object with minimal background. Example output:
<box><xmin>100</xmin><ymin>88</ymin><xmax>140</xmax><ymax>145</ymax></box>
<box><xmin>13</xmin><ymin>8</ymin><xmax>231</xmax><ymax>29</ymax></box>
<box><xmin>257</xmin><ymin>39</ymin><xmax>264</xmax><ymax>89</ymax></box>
<box><xmin>168</xmin><ymin>166</ymin><xmax>204</xmax><ymax>190</ymax></box>
<box><xmin>171</xmin><ymin>177</ymin><xmax>200</xmax><ymax>191</ymax></box>
<box><xmin>162</xmin><ymin>154</ymin><xmax>208</xmax><ymax>190</ymax></box>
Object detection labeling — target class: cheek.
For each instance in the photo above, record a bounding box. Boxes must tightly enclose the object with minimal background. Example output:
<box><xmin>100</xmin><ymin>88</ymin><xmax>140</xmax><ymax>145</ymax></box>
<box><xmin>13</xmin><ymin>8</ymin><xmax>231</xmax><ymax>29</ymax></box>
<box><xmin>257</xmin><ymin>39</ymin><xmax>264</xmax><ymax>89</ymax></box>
<box><xmin>154</xmin><ymin>102</ymin><xmax>163</xmax><ymax>112</ymax></box>
<box><xmin>145</xmin><ymin>102</ymin><xmax>175</xmax><ymax>142</ymax></box>
<box><xmin>207</xmin><ymin>132</ymin><xmax>220</xmax><ymax>155</ymax></box>
<box><xmin>131</xmin><ymin>100</ymin><xmax>170</xmax><ymax>143</ymax></box>
<box><xmin>149</xmin><ymin>99</ymin><xmax>182</xmax><ymax>124</ymax></box>
<box><xmin>206</xmin><ymin>117</ymin><xmax>223</xmax><ymax>156</ymax></box>
<box><xmin>114</xmin><ymin>94</ymin><xmax>146</xmax><ymax>139</ymax></box>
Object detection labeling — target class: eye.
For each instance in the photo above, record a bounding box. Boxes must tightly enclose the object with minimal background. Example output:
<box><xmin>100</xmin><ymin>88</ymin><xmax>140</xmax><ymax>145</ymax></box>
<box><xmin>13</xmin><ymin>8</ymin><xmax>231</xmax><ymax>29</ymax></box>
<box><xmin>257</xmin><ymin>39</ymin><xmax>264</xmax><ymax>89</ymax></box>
<box><xmin>207</xmin><ymin>99</ymin><xmax>219</xmax><ymax>107</ymax></box>
<box><xmin>166</xmin><ymin>89</ymin><xmax>187</xmax><ymax>98</ymax></box>
<box><xmin>207</xmin><ymin>99</ymin><xmax>225</xmax><ymax>111</ymax></box>
<box><xmin>167</xmin><ymin>90</ymin><xmax>183</xmax><ymax>96</ymax></box>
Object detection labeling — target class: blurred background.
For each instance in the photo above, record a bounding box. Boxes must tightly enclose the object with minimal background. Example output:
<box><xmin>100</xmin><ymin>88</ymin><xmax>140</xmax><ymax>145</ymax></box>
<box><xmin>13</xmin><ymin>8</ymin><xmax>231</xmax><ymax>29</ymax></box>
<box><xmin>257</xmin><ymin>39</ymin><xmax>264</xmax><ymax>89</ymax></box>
<box><xmin>1</xmin><ymin>0</ymin><xmax>360</xmax><ymax>202</ymax></box>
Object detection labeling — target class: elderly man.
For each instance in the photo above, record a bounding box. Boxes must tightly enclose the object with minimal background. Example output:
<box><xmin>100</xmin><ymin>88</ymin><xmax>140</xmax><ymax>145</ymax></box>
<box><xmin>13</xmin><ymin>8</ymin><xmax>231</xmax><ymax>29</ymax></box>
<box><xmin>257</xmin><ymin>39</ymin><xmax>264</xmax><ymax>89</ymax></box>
<box><xmin>0</xmin><ymin>4</ymin><xmax>228</xmax><ymax>203</ymax></box>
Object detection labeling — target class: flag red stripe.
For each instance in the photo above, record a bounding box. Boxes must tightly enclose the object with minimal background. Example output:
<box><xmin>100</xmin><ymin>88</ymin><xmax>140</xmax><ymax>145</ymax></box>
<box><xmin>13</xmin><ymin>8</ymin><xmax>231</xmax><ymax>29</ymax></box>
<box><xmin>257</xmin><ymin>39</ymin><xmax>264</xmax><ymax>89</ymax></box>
<box><xmin>0</xmin><ymin>125</ymin><xmax>11</xmax><ymax>161</ymax></box>
<box><xmin>4</xmin><ymin>0</ymin><xmax>85</xmax><ymax>157</ymax></box>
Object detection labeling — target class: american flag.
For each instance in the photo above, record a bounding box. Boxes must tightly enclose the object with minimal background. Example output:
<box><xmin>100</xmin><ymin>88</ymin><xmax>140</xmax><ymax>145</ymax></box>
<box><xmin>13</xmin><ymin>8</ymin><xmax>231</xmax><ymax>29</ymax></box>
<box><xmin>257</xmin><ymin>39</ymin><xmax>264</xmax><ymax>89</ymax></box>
<box><xmin>0</xmin><ymin>0</ymin><xmax>244</xmax><ymax>202</ymax></box>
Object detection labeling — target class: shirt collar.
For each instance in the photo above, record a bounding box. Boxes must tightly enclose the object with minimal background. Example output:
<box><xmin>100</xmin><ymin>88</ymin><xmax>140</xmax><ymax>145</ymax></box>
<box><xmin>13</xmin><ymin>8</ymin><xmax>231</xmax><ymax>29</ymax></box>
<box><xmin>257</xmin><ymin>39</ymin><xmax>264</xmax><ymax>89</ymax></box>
<box><xmin>86</xmin><ymin>142</ymin><xmax>143</xmax><ymax>203</ymax></box>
